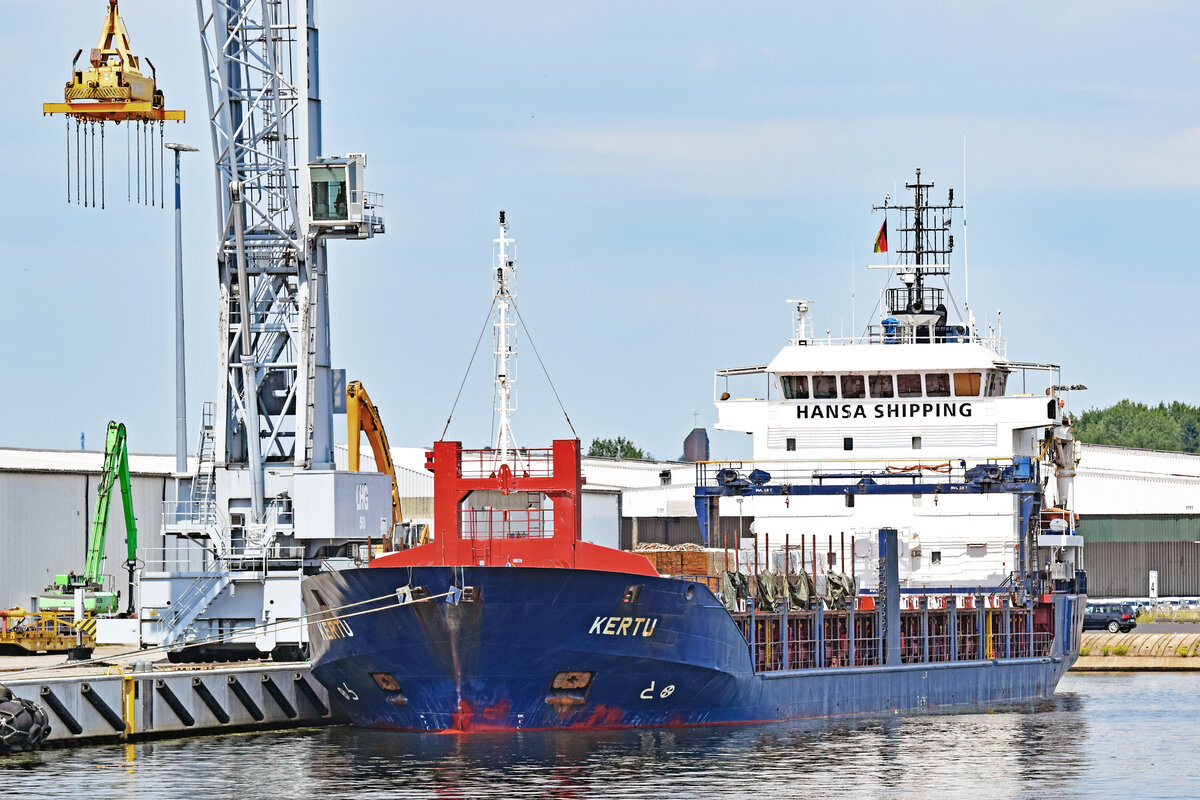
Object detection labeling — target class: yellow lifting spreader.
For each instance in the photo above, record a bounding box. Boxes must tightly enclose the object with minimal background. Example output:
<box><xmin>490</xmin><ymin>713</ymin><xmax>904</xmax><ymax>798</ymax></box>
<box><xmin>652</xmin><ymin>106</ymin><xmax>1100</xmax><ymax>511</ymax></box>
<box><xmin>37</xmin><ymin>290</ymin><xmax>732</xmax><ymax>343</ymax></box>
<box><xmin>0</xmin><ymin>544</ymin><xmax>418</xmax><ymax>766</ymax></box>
<box><xmin>42</xmin><ymin>0</ymin><xmax>185</xmax><ymax>208</ymax></box>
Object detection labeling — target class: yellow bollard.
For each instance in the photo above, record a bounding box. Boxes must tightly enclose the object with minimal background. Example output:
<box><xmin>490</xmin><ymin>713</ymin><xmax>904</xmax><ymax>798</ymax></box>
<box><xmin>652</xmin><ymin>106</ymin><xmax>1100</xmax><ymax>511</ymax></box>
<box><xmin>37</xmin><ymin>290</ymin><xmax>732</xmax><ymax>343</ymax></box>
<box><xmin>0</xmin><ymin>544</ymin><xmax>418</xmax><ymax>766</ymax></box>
<box><xmin>122</xmin><ymin>670</ymin><xmax>136</xmax><ymax>737</ymax></box>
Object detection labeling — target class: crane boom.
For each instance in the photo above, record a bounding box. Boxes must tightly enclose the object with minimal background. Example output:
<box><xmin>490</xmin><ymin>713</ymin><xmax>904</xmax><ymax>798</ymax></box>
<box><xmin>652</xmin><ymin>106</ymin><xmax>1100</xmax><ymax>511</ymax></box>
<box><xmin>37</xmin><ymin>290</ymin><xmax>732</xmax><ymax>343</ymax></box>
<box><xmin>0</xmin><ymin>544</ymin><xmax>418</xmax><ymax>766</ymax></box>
<box><xmin>84</xmin><ymin>421</ymin><xmax>137</xmax><ymax>585</ymax></box>
<box><xmin>347</xmin><ymin>381</ymin><xmax>402</xmax><ymax>540</ymax></box>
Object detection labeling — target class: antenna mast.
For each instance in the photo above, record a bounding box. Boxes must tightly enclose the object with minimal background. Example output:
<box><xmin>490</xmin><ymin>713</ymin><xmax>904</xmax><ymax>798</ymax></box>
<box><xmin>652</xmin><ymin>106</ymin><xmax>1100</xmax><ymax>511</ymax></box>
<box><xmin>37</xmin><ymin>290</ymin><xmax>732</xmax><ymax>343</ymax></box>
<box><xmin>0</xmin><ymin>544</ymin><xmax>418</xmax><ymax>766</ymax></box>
<box><xmin>493</xmin><ymin>211</ymin><xmax>518</xmax><ymax>461</ymax></box>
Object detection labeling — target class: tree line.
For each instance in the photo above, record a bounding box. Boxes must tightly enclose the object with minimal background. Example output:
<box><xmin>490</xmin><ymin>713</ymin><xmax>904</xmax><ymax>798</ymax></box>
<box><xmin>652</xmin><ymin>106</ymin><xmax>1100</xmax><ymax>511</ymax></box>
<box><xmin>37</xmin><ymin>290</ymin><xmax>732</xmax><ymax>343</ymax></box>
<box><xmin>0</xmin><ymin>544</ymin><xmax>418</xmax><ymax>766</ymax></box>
<box><xmin>1073</xmin><ymin>400</ymin><xmax>1200</xmax><ymax>453</ymax></box>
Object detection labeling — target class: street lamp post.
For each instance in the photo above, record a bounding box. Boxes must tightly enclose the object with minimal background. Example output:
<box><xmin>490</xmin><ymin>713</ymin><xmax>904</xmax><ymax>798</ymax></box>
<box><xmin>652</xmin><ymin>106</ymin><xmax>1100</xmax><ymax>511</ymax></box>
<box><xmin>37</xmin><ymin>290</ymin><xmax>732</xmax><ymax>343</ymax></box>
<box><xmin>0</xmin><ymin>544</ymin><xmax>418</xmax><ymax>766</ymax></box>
<box><xmin>164</xmin><ymin>143</ymin><xmax>199</xmax><ymax>491</ymax></box>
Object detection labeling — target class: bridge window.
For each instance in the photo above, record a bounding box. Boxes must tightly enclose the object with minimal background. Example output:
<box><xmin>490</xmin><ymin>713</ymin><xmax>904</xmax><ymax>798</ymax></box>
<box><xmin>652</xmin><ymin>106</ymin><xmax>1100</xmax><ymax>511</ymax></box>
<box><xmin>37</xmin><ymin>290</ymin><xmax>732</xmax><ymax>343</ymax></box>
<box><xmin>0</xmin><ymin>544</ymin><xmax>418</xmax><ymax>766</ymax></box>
<box><xmin>986</xmin><ymin>371</ymin><xmax>1008</xmax><ymax>397</ymax></box>
<box><xmin>897</xmin><ymin>374</ymin><xmax>922</xmax><ymax>398</ymax></box>
<box><xmin>840</xmin><ymin>375</ymin><xmax>865</xmax><ymax>399</ymax></box>
<box><xmin>813</xmin><ymin>375</ymin><xmax>838</xmax><ymax>399</ymax></box>
<box><xmin>780</xmin><ymin>375</ymin><xmax>809</xmax><ymax>400</ymax></box>
<box><xmin>954</xmin><ymin>372</ymin><xmax>982</xmax><ymax>396</ymax></box>
<box><xmin>925</xmin><ymin>373</ymin><xmax>951</xmax><ymax>397</ymax></box>
<box><xmin>869</xmin><ymin>374</ymin><xmax>894</xmax><ymax>398</ymax></box>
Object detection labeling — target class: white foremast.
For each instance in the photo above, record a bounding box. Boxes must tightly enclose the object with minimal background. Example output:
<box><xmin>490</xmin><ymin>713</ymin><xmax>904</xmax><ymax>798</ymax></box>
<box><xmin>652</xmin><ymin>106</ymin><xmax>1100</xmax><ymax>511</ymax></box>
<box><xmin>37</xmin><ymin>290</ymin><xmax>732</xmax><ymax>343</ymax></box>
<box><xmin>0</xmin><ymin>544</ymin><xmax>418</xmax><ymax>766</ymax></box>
<box><xmin>493</xmin><ymin>211</ymin><xmax>518</xmax><ymax>462</ymax></box>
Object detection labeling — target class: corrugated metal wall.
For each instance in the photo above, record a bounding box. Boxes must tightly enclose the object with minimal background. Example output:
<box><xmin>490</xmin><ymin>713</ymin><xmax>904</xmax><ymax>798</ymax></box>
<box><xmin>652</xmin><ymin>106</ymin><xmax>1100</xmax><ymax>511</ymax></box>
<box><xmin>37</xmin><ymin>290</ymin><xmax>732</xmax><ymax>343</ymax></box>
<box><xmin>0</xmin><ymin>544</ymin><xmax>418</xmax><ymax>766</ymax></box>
<box><xmin>1085</xmin><ymin>541</ymin><xmax>1200</xmax><ymax>597</ymax></box>
<box><xmin>0</xmin><ymin>472</ymin><xmax>166</xmax><ymax>610</ymax></box>
<box><xmin>1078</xmin><ymin>514</ymin><xmax>1200</xmax><ymax>543</ymax></box>
<box><xmin>621</xmin><ymin>517</ymin><xmax>750</xmax><ymax>550</ymax></box>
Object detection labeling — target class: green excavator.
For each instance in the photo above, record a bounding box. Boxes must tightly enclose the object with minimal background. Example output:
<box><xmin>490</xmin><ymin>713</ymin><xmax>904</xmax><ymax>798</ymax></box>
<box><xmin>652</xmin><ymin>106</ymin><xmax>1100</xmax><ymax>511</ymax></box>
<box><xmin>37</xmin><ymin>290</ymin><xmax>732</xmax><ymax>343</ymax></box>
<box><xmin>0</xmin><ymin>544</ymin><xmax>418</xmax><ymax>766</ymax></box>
<box><xmin>37</xmin><ymin>421</ymin><xmax>139</xmax><ymax>617</ymax></box>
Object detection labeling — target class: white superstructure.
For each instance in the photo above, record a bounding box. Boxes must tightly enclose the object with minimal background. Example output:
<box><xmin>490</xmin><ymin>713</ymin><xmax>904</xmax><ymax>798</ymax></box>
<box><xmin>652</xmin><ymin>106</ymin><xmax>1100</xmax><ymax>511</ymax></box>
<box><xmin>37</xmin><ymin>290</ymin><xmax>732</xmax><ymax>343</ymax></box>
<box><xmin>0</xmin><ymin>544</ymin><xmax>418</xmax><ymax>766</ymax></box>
<box><xmin>707</xmin><ymin>171</ymin><xmax>1082</xmax><ymax>595</ymax></box>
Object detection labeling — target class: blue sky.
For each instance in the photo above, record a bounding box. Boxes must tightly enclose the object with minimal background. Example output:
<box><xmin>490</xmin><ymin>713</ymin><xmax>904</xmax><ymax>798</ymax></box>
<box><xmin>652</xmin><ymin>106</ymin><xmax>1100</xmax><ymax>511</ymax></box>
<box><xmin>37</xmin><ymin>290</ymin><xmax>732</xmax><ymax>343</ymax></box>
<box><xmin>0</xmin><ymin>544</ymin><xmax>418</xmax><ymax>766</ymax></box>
<box><xmin>2</xmin><ymin>1</ymin><xmax>1197</xmax><ymax>461</ymax></box>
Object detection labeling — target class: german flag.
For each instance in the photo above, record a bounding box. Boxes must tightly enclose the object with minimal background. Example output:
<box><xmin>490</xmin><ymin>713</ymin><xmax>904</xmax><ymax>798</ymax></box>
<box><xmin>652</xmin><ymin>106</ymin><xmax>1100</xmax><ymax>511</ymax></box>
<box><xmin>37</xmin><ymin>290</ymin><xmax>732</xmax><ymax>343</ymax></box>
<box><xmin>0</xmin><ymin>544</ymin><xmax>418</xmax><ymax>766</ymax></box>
<box><xmin>873</xmin><ymin>220</ymin><xmax>888</xmax><ymax>253</ymax></box>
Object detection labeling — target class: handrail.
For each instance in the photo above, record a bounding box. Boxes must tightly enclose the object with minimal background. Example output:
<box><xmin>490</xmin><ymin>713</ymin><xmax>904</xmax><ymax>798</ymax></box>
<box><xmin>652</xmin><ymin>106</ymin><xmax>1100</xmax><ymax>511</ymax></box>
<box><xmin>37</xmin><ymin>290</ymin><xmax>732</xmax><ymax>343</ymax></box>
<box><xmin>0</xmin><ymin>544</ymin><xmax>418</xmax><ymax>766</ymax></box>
<box><xmin>160</xmin><ymin>562</ymin><xmax>229</xmax><ymax>634</ymax></box>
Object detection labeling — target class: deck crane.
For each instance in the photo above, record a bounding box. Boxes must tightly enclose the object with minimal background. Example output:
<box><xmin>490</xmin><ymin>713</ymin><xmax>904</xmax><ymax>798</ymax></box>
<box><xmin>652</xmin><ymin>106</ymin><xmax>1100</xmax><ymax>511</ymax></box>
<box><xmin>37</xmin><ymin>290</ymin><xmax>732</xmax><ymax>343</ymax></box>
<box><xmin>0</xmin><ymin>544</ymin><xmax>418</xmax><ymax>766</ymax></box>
<box><xmin>43</xmin><ymin>0</ymin><xmax>185</xmax><ymax>208</ymax></box>
<box><xmin>38</xmin><ymin>421</ymin><xmax>138</xmax><ymax>617</ymax></box>
<box><xmin>347</xmin><ymin>381</ymin><xmax>402</xmax><ymax>549</ymax></box>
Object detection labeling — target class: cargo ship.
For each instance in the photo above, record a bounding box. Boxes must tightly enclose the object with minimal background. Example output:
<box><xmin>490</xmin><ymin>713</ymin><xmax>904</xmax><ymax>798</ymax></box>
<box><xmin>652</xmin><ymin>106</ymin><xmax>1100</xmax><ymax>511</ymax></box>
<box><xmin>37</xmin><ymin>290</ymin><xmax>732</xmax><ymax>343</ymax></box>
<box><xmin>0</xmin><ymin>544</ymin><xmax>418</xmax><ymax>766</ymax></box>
<box><xmin>302</xmin><ymin>179</ymin><xmax>1086</xmax><ymax>732</ymax></box>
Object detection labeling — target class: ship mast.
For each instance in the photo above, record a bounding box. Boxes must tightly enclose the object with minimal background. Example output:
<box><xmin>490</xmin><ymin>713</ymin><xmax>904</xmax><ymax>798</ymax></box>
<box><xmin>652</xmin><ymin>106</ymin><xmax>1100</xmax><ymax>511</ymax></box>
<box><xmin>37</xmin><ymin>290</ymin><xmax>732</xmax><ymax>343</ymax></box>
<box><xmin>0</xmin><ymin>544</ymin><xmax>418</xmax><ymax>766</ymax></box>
<box><xmin>493</xmin><ymin>211</ymin><xmax>519</xmax><ymax>462</ymax></box>
<box><xmin>872</xmin><ymin>169</ymin><xmax>963</xmax><ymax>342</ymax></box>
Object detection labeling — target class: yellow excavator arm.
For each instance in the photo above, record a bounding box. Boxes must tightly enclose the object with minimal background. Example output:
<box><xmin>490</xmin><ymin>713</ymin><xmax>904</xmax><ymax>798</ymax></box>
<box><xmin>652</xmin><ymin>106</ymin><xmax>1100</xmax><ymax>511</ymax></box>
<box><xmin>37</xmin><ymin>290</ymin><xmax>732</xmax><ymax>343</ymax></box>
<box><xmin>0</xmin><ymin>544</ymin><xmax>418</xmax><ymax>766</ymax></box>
<box><xmin>347</xmin><ymin>381</ymin><xmax>402</xmax><ymax>538</ymax></box>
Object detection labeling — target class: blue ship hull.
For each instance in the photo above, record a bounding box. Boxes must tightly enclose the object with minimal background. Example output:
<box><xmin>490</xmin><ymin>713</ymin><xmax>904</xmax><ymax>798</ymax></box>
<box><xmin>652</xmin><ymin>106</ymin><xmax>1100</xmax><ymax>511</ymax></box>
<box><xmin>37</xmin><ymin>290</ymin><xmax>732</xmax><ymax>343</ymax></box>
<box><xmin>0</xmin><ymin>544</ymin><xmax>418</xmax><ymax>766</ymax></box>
<box><xmin>302</xmin><ymin>566</ymin><xmax>1083</xmax><ymax>732</ymax></box>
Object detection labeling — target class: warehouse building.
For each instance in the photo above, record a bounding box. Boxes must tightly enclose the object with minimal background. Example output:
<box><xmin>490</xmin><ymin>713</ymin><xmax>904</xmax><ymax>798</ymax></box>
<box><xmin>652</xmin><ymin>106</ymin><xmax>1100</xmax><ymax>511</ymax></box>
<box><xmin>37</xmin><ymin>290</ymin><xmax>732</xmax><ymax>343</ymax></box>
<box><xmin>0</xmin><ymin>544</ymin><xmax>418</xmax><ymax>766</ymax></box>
<box><xmin>1074</xmin><ymin>445</ymin><xmax>1200</xmax><ymax>597</ymax></box>
<box><xmin>3</xmin><ymin>441</ymin><xmax>1197</xmax><ymax>610</ymax></box>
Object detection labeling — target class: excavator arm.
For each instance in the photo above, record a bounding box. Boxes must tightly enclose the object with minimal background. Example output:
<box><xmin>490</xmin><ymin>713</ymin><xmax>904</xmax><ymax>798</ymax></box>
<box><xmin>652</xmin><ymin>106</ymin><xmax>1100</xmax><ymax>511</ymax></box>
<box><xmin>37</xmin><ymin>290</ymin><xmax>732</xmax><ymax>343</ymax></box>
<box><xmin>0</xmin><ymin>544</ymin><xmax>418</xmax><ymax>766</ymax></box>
<box><xmin>347</xmin><ymin>382</ymin><xmax>402</xmax><ymax>543</ymax></box>
<box><xmin>82</xmin><ymin>421</ymin><xmax>139</xmax><ymax>614</ymax></box>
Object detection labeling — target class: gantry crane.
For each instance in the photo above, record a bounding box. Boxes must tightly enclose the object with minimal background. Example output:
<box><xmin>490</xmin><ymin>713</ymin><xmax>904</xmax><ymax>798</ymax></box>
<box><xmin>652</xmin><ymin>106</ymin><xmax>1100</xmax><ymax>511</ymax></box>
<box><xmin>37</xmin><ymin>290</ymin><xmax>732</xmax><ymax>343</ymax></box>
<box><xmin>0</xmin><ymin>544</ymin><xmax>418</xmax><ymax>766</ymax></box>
<box><xmin>138</xmin><ymin>0</ymin><xmax>388</xmax><ymax>661</ymax></box>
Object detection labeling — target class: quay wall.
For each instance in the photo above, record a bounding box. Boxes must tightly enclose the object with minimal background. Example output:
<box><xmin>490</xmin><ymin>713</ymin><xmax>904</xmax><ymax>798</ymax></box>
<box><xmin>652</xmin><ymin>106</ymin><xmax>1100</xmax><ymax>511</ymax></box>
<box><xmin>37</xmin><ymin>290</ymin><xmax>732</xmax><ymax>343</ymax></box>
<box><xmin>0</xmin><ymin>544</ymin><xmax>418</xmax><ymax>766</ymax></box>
<box><xmin>1072</xmin><ymin>632</ymin><xmax>1200</xmax><ymax>671</ymax></box>
<box><xmin>2</xmin><ymin>662</ymin><xmax>341</xmax><ymax>745</ymax></box>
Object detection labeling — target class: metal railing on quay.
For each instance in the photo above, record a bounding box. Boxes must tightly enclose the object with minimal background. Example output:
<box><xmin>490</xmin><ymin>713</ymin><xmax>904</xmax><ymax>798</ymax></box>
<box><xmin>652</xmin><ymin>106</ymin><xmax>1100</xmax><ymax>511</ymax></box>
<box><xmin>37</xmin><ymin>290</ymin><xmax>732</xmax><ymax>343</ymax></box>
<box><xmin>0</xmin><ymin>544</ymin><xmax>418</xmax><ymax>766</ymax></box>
<box><xmin>162</xmin><ymin>499</ymin><xmax>226</xmax><ymax>530</ymax></box>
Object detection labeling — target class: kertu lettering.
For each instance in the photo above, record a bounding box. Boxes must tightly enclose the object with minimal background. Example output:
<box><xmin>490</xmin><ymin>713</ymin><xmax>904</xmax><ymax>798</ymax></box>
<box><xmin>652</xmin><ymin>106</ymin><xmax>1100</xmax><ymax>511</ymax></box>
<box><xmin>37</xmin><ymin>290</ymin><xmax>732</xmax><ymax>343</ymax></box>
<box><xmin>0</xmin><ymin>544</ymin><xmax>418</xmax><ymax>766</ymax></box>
<box><xmin>588</xmin><ymin>616</ymin><xmax>659</xmax><ymax>637</ymax></box>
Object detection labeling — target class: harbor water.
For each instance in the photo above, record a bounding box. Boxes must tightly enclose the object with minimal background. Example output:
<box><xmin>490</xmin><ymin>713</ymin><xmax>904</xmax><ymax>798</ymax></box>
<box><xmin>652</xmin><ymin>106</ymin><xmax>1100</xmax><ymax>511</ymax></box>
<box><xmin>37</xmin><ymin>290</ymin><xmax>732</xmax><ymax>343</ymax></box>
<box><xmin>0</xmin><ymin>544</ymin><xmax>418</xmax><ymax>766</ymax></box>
<box><xmin>3</xmin><ymin>672</ymin><xmax>1196</xmax><ymax>799</ymax></box>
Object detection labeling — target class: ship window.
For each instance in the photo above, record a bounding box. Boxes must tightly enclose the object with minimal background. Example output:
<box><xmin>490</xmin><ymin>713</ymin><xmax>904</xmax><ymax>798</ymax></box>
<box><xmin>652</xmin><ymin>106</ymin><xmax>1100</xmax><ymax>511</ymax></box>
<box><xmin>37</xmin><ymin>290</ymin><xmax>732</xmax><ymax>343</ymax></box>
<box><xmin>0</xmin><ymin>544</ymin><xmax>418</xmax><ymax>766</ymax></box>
<box><xmin>786</xmin><ymin>438</ymin><xmax>796</xmax><ymax>452</ymax></box>
<box><xmin>843</xmin><ymin>437</ymin><xmax>853</xmax><ymax>451</ymax></box>
<box><xmin>954</xmin><ymin>372</ymin><xmax>982</xmax><ymax>396</ymax></box>
<box><xmin>813</xmin><ymin>375</ymin><xmax>838</xmax><ymax>399</ymax></box>
<box><xmin>925</xmin><ymin>373</ymin><xmax>951</xmax><ymax>397</ymax></box>
<box><xmin>780</xmin><ymin>375</ymin><xmax>809</xmax><ymax>400</ymax></box>
<box><xmin>987</xmin><ymin>371</ymin><xmax>1009</xmax><ymax>397</ymax></box>
<box><xmin>931</xmin><ymin>551</ymin><xmax>942</xmax><ymax>565</ymax></box>
<box><xmin>912</xmin><ymin>436</ymin><xmax>922</xmax><ymax>450</ymax></box>
<box><xmin>869</xmin><ymin>374</ymin><xmax>894</xmax><ymax>398</ymax></box>
<box><xmin>897</xmin><ymin>374</ymin><xmax>923</xmax><ymax>397</ymax></box>
<box><xmin>840</xmin><ymin>375</ymin><xmax>865</xmax><ymax>399</ymax></box>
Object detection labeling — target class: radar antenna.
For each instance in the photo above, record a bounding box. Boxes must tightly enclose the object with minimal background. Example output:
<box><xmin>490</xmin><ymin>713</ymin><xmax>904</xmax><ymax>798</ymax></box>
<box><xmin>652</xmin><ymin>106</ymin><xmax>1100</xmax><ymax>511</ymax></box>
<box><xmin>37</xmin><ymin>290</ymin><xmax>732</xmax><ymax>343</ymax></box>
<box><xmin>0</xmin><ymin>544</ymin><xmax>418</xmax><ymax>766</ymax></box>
<box><xmin>871</xmin><ymin>169</ymin><xmax>962</xmax><ymax>331</ymax></box>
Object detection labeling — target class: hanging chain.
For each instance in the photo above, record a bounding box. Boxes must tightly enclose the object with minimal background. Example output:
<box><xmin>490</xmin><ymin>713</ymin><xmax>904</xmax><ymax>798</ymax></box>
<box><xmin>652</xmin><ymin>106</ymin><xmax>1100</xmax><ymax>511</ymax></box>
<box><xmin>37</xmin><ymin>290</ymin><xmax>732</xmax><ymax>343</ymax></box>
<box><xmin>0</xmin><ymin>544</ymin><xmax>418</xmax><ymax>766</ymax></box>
<box><xmin>65</xmin><ymin>118</ymin><xmax>70</xmax><ymax>204</ymax></box>
<box><xmin>149</xmin><ymin>119</ymin><xmax>155</xmax><ymax>207</ymax></box>
<box><xmin>83</xmin><ymin>119</ymin><xmax>89</xmax><ymax>208</ymax></box>
<box><xmin>159</xmin><ymin>121</ymin><xmax>165</xmax><ymax>208</ymax></box>
<box><xmin>101</xmin><ymin>123</ymin><xmax>105</xmax><ymax>210</ymax></box>
<box><xmin>126</xmin><ymin>121</ymin><xmax>130</xmax><ymax>202</ymax></box>
<box><xmin>90</xmin><ymin>122</ymin><xmax>96</xmax><ymax>209</ymax></box>
<box><xmin>76</xmin><ymin>119</ymin><xmax>81</xmax><ymax>206</ymax></box>
<box><xmin>135</xmin><ymin>121</ymin><xmax>140</xmax><ymax>204</ymax></box>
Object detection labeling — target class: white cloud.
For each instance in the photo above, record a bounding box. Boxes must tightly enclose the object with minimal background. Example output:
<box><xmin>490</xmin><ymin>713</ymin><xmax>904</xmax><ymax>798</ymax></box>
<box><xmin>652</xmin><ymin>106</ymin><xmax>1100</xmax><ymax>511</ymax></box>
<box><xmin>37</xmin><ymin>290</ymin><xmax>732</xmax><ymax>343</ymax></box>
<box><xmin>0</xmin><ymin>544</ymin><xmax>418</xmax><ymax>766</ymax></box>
<box><xmin>507</xmin><ymin>116</ymin><xmax>1200</xmax><ymax>196</ymax></box>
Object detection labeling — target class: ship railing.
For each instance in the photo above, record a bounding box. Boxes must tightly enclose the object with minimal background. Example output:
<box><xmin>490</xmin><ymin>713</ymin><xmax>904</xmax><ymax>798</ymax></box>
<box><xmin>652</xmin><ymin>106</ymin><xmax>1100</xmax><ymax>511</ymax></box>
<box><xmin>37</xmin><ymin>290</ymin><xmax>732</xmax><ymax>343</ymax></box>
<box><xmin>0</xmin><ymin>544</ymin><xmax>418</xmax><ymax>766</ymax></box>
<box><xmin>695</xmin><ymin>456</ymin><xmax>1018</xmax><ymax>489</ymax></box>
<box><xmin>772</xmin><ymin>327</ymin><xmax>1007</xmax><ymax>356</ymax></box>
<box><xmin>731</xmin><ymin>604</ymin><xmax>1048</xmax><ymax>674</ymax></box>
<box><xmin>457</xmin><ymin>447</ymin><xmax>556</xmax><ymax>479</ymax></box>
<box><xmin>459</xmin><ymin>507</ymin><xmax>554</xmax><ymax>540</ymax></box>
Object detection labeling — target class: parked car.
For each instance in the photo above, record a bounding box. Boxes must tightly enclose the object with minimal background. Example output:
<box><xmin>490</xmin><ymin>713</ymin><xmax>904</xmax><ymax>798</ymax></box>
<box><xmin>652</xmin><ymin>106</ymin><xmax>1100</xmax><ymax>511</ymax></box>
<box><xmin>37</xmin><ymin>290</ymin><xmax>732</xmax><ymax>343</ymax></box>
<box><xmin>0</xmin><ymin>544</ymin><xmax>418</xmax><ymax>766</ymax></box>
<box><xmin>1084</xmin><ymin>603</ymin><xmax>1138</xmax><ymax>633</ymax></box>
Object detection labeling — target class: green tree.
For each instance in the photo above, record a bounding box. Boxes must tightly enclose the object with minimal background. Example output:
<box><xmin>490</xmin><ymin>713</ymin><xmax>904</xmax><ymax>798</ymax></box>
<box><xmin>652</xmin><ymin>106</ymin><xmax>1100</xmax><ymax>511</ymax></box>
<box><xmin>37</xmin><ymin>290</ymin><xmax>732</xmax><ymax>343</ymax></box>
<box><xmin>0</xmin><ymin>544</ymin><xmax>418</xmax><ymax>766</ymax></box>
<box><xmin>587</xmin><ymin>436</ymin><xmax>649</xmax><ymax>459</ymax></box>
<box><xmin>1074</xmin><ymin>400</ymin><xmax>1200</xmax><ymax>453</ymax></box>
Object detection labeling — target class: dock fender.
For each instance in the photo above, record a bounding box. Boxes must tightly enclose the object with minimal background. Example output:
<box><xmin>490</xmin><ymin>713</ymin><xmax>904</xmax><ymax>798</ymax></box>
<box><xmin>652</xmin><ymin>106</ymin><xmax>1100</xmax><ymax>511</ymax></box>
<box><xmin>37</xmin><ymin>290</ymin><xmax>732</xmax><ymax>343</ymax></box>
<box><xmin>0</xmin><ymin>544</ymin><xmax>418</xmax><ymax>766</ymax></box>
<box><xmin>0</xmin><ymin>684</ymin><xmax>52</xmax><ymax>752</ymax></box>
